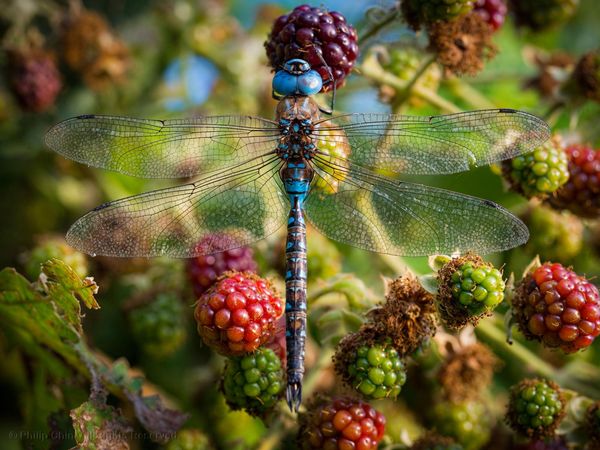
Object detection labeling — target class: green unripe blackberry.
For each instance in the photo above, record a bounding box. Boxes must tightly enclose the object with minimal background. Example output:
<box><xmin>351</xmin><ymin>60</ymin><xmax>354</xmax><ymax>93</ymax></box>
<box><xmin>306</xmin><ymin>229</ymin><xmax>342</xmax><ymax>282</ymax></box>
<box><xmin>437</xmin><ymin>254</ymin><xmax>505</xmax><ymax>329</ymax></box>
<box><xmin>503</xmin><ymin>136</ymin><xmax>569</xmax><ymax>198</ymax></box>
<box><xmin>506</xmin><ymin>378</ymin><xmax>566</xmax><ymax>439</ymax></box>
<box><xmin>343</xmin><ymin>341</ymin><xmax>407</xmax><ymax>400</ymax></box>
<box><xmin>402</xmin><ymin>0</ymin><xmax>474</xmax><ymax>30</ymax></box>
<box><xmin>221</xmin><ymin>347</ymin><xmax>283</xmax><ymax>415</ymax></box>
<box><xmin>431</xmin><ymin>401</ymin><xmax>490</xmax><ymax>450</ymax></box>
<box><xmin>166</xmin><ymin>428</ymin><xmax>212</xmax><ymax>450</ymax></box>
<box><xmin>24</xmin><ymin>235</ymin><xmax>88</xmax><ymax>279</ymax></box>
<box><xmin>524</xmin><ymin>206</ymin><xmax>583</xmax><ymax>262</ymax></box>
<box><xmin>130</xmin><ymin>292</ymin><xmax>187</xmax><ymax>357</ymax></box>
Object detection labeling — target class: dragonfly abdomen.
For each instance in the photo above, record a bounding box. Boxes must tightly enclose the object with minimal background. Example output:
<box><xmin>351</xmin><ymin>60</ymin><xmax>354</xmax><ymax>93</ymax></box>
<box><xmin>281</xmin><ymin>159</ymin><xmax>313</xmax><ymax>412</ymax></box>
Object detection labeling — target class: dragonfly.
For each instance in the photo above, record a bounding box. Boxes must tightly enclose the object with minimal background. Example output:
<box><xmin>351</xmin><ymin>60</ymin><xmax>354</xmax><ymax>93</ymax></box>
<box><xmin>45</xmin><ymin>58</ymin><xmax>550</xmax><ymax>412</ymax></box>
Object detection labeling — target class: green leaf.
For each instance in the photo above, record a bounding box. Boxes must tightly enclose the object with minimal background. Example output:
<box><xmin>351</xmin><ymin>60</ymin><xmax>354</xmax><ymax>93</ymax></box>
<box><xmin>71</xmin><ymin>399</ymin><xmax>132</xmax><ymax>450</ymax></box>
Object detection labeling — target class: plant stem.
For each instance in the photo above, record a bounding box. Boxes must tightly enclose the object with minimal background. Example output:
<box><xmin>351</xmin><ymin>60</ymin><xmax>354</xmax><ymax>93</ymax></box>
<box><xmin>446</xmin><ymin>78</ymin><xmax>497</xmax><ymax>109</ymax></box>
<box><xmin>475</xmin><ymin>318</ymin><xmax>555</xmax><ymax>378</ymax></box>
<box><xmin>358</xmin><ymin>7</ymin><xmax>401</xmax><ymax>45</ymax></box>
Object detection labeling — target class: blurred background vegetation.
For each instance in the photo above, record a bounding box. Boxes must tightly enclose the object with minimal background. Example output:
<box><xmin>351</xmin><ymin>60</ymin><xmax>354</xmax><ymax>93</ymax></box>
<box><xmin>0</xmin><ymin>0</ymin><xmax>599</xmax><ymax>449</ymax></box>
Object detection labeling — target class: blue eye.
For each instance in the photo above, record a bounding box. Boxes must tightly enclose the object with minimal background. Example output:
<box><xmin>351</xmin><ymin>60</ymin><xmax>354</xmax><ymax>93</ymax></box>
<box><xmin>273</xmin><ymin>70</ymin><xmax>298</xmax><ymax>97</ymax></box>
<box><xmin>297</xmin><ymin>70</ymin><xmax>323</xmax><ymax>96</ymax></box>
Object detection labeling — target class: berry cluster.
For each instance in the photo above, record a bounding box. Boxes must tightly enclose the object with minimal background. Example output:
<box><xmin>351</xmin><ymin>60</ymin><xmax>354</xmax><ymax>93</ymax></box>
<box><xmin>301</xmin><ymin>398</ymin><xmax>386</xmax><ymax>450</ymax></box>
<box><xmin>187</xmin><ymin>233</ymin><xmax>257</xmax><ymax>297</ymax></box>
<box><xmin>450</xmin><ymin>262</ymin><xmax>505</xmax><ymax>311</ymax></box>
<box><xmin>130</xmin><ymin>293</ymin><xmax>187</xmax><ymax>357</ymax></box>
<box><xmin>346</xmin><ymin>343</ymin><xmax>407</xmax><ymax>400</ymax></box>
<box><xmin>221</xmin><ymin>348</ymin><xmax>283</xmax><ymax>415</ymax></box>
<box><xmin>431</xmin><ymin>401</ymin><xmax>490</xmax><ymax>449</ymax></box>
<box><xmin>506</xmin><ymin>379</ymin><xmax>565</xmax><ymax>439</ymax></box>
<box><xmin>194</xmin><ymin>272</ymin><xmax>283</xmax><ymax>355</ymax></box>
<box><xmin>513</xmin><ymin>263</ymin><xmax>600</xmax><ymax>353</ymax></box>
<box><xmin>547</xmin><ymin>144</ymin><xmax>600</xmax><ymax>218</ymax></box>
<box><xmin>265</xmin><ymin>5</ymin><xmax>358</xmax><ymax>91</ymax></box>
<box><xmin>24</xmin><ymin>235</ymin><xmax>88</xmax><ymax>279</ymax></box>
<box><xmin>504</xmin><ymin>136</ymin><xmax>569</xmax><ymax>198</ymax></box>
<box><xmin>524</xmin><ymin>206</ymin><xmax>583</xmax><ymax>262</ymax></box>
<box><xmin>473</xmin><ymin>0</ymin><xmax>507</xmax><ymax>31</ymax></box>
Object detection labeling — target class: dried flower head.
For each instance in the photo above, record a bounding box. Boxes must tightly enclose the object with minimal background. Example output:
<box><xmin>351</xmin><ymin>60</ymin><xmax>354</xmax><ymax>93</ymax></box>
<box><xmin>572</xmin><ymin>49</ymin><xmax>600</xmax><ymax>104</ymax></box>
<box><xmin>526</xmin><ymin>51</ymin><xmax>574</xmax><ymax>100</ymax></box>
<box><xmin>366</xmin><ymin>274</ymin><xmax>437</xmax><ymax>357</ymax></box>
<box><xmin>428</xmin><ymin>13</ymin><xmax>497</xmax><ymax>76</ymax></box>
<box><xmin>437</xmin><ymin>342</ymin><xmax>498</xmax><ymax>402</ymax></box>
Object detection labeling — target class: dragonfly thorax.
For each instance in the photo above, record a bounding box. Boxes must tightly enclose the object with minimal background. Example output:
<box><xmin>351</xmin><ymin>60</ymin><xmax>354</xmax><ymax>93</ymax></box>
<box><xmin>276</xmin><ymin>96</ymin><xmax>320</xmax><ymax>160</ymax></box>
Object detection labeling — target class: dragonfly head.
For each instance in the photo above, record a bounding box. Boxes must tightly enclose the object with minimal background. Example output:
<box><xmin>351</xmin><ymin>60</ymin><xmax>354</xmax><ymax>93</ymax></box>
<box><xmin>273</xmin><ymin>59</ymin><xmax>323</xmax><ymax>98</ymax></box>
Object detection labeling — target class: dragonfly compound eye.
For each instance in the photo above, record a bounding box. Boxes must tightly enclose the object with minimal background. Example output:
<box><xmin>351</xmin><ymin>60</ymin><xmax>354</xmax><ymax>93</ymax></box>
<box><xmin>273</xmin><ymin>70</ymin><xmax>299</xmax><ymax>97</ymax></box>
<box><xmin>297</xmin><ymin>70</ymin><xmax>323</xmax><ymax>96</ymax></box>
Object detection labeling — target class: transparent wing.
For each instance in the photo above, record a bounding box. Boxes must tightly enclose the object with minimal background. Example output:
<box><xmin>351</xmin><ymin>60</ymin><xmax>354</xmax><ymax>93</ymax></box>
<box><xmin>317</xmin><ymin>109</ymin><xmax>550</xmax><ymax>175</ymax></box>
<box><xmin>304</xmin><ymin>156</ymin><xmax>528</xmax><ymax>256</ymax></box>
<box><xmin>45</xmin><ymin>114</ymin><xmax>281</xmax><ymax>178</ymax></box>
<box><xmin>66</xmin><ymin>156</ymin><xmax>288</xmax><ymax>257</ymax></box>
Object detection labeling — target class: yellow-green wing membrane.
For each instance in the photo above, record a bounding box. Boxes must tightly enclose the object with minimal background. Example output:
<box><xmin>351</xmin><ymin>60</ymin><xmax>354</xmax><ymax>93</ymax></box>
<box><xmin>305</xmin><ymin>156</ymin><xmax>528</xmax><ymax>256</ymax></box>
<box><xmin>45</xmin><ymin>115</ymin><xmax>281</xmax><ymax>178</ymax></box>
<box><xmin>317</xmin><ymin>109</ymin><xmax>550</xmax><ymax>175</ymax></box>
<box><xmin>65</xmin><ymin>156</ymin><xmax>288</xmax><ymax>257</ymax></box>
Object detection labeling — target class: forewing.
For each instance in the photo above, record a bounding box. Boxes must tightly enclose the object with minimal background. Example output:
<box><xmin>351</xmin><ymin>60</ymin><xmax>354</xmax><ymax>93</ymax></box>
<box><xmin>45</xmin><ymin>114</ymin><xmax>280</xmax><ymax>178</ymax></box>
<box><xmin>304</xmin><ymin>157</ymin><xmax>528</xmax><ymax>256</ymax></box>
<box><xmin>318</xmin><ymin>109</ymin><xmax>550</xmax><ymax>175</ymax></box>
<box><xmin>66</xmin><ymin>156</ymin><xmax>288</xmax><ymax>257</ymax></box>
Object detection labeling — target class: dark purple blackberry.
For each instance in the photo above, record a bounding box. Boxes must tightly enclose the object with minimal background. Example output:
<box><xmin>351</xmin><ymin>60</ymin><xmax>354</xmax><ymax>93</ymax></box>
<box><xmin>264</xmin><ymin>5</ymin><xmax>358</xmax><ymax>91</ymax></box>
<box><xmin>473</xmin><ymin>0</ymin><xmax>507</xmax><ymax>31</ymax></box>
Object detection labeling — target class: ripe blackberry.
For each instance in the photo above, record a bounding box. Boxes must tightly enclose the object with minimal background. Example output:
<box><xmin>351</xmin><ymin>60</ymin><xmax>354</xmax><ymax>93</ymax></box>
<box><xmin>547</xmin><ymin>144</ymin><xmax>600</xmax><ymax>218</ymax></box>
<box><xmin>506</xmin><ymin>378</ymin><xmax>566</xmax><ymax>439</ymax></box>
<box><xmin>221</xmin><ymin>347</ymin><xmax>283</xmax><ymax>416</ymax></box>
<box><xmin>24</xmin><ymin>235</ymin><xmax>88</xmax><ymax>279</ymax></box>
<box><xmin>299</xmin><ymin>397</ymin><xmax>386</xmax><ymax>450</ymax></box>
<box><xmin>503</xmin><ymin>136</ymin><xmax>569</xmax><ymax>198</ymax></box>
<box><xmin>334</xmin><ymin>333</ymin><xmax>407</xmax><ymax>400</ymax></box>
<box><xmin>437</xmin><ymin>254</ymin><xmax>505</xmax><ymax>330</ymax></box>
<box><xmin>187</xmin><ymin>233</ymin><xmax>257</xmax><ymax>297</ymax></box>
<box><xmin>524</xmin><ymin>206</ymin><xmax>583</xmax><ymax>262</ymax></box>
<box><xmin>431</xmin><ymin>401</ymin><xmax>490</xmax><ymax>450</ymax></box>
<box><xmin>194</xmin><ymin>271</ymin><xmax>283</xmax><ymax>355</ymax></box>
<box><xmin>473</xmin><ymin>0</ymin><xmax>507</xmax><ymax>31</ymax></box>
<box><xmin>130</xmin><ymin>292</ymin><xmax>187</xmax><ymax>357</ymax></box>
<box><xmin>8</xmin><ymin>48</ymin><xmax>62</xmax><ymax>113</ymax></box>
<box><xmin>264</xmin><ymin>5</ymin><xmax>358</xmax><ymax>91</ymax></box>
<box><xmin>509</xmin><ymin>0</ymin><xmax>579</xmax><ymax>31</ymax></box>
<box><xmin>512</xmin><ymin>262</ymin><xmax>600</xmax><ymax>353</ymax></box>
<box><xmin>402</xmin><ymin>0</ymin><xmax>474</xmax><ymax>30</ymax></box>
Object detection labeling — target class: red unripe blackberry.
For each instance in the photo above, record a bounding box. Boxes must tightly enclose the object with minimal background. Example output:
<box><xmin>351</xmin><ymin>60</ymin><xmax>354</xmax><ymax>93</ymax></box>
<box><xmin>547</xmin><ymin>144</ymin><xmax>600</xmax><ymax>218</ymax></box>
<box><xmin>8</xmin><ymin>49</ymin><xmax>62</xmax><ymax>112</ymax></box>
<box><xmin>194</xmin><ymin>271</ymin><xmax>283</xmax><ymax>356</ymax></box>
<box><xmin>264</xmin><ymin>5</ymin><xmax>358</xmax><ymax>91</ymax></box>
<box><xmin>299</xmin><ymin>397</ymin><xmax>385</xmax><ymax>450</ymax></box>
<box><xmin>473</xmin><ymin>0</ymin><xmax>507</xmax><ymax>31</ymax></box>
<box><xmin>187</xmin><ymin>233</ymin><xmax>257</xmax><ymax>297</ymax></box>
<box><xmin>513</xmin><ymin>263</ymin><xmax>600</xmax><ymax>353</ymax></box>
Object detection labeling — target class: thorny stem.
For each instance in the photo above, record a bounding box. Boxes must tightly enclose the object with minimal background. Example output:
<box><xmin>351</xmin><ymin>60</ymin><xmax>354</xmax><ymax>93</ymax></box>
<box><xmin>358</xmin><ymin>6</ymin><xmax>401</xmax><ymax>45</ymax></box>
<box><xmin>475</xmin><ymin>318</ymin><xmax>556</xmax><ymax>378</ymax></box>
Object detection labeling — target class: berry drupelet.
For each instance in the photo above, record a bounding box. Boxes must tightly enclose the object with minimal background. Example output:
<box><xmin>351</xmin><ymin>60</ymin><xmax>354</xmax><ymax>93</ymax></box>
<box><xmin>221</xmin><ymin>347</ymin><xmax>283</xmax><ymax>416</ymax></box>
<box><xmin>194</xmin><ymin>271</ymin><xmax>283</xmax><ymax>355</ymax></box>
<box><xmin>300</xmin><ymin>397</ymin><xmax>386</xmax><ymax>450</ymax></box>
<box><xmin>187</xmin><ymin>233</ymin><xmax>257</xmax><ymax>297</ymax></box>
<box><xmin>264</xmin><ymin>5</ymin><xmax>358</xmax><ymax>91</ymax></box>
<box><xmin>547</xmin><ymin>144</ymin><xmax>600</xmax><ymax>218</ymax></box>
<box><xmin>503</xmin><ymin>136</ymin><xmax>569</xmax><ymax>198</ymax></box>
<box><xmin>506</xmin><ymin>378</ymin><xmax>566</xmax><ymax>439</ymax></box>
<box><xmin>513</xmin><ymin>263</ymin><xmax>600</xmax><ymax>353</ymax></box>
<box><xmin>473</xmin><ymin>0</ymin><xmax>507</xmax><ymax>31</ymax></box>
